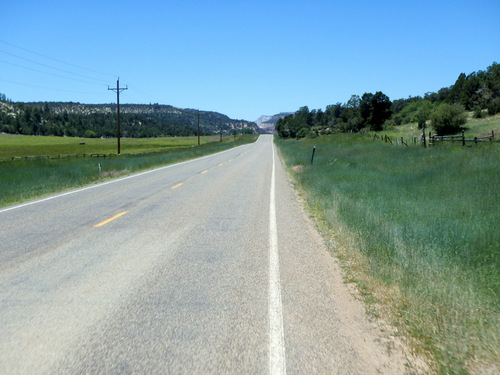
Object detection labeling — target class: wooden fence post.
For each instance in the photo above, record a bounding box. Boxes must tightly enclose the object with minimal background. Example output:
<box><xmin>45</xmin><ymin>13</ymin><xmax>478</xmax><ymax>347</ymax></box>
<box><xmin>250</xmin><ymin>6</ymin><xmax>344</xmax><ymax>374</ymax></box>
<box><xmin>422</xmin><ymin>125</ymin><xmax>427</xmax><ymax>148</ymax></box>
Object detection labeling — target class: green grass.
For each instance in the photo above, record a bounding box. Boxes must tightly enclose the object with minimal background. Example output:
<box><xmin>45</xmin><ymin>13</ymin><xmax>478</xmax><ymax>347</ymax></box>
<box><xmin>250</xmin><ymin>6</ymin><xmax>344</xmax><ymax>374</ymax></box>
<box><xmin>381</xmin><ymin>112</ymin><xmax>500</xmax><ymax>142</ymax></box>
<box><xmin>464</xmin><ymin>112</ymin><xmax>500</xmax><ymax>137</ymax></box>
<box><xmin>0</xmin><ymin>134</ymin><xmax>232</xmax><ymax>159</ymax></box>
<box><xmin>275</xmin><ymin>134</ymin><xmax>499</xmax><ymax>374</ymax></box>
<box><xmin>0</xmin><ymin>134</ymin><xmax>258</xmax><ymax>207</ymax></box>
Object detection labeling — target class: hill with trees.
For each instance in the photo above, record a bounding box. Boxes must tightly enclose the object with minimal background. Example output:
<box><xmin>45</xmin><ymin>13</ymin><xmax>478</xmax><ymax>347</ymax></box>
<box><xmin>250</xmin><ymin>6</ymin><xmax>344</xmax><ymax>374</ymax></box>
<box><xmin>0</xmin><ymin>99</ymin><xmax>262</xmax><ymax>138</ymax></box>
<box><xmin>276</xmin><ymin>61</ymin><xmax>500</xmax><ymax>138</ymax></box>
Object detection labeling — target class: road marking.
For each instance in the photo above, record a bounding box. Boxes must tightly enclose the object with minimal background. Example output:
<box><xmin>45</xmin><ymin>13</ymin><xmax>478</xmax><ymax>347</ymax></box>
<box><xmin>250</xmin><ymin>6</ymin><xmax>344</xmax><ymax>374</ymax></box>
<box><xmin>201</xmin><ymin>170</ymin><xmax>208</xmax><ymax>174</ymax></box>
<box><xmin>171</xmin><ymin>183</ymin><xmax>184</xmax><ymax>190</ymax></box>
<box><xmin>94</xmin><ymin>211</ymin><xmax>128</xmax><ymax>228</ymax></box>
<box><xmin>218</xmin><ymin>163</ymin><xmax>224</xmax><ymax>166</ymax></box>
<box><xmin>269</xmin><ymin>142</ymin><xmax>286</xmax><ymax>375</ymax></box>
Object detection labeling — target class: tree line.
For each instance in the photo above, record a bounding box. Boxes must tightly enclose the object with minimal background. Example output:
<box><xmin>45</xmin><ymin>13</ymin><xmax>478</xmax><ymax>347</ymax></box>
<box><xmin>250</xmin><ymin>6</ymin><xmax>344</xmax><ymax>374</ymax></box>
<box><xmin>0</xmin><ymin>101</ymin><xmax>259</xmax><ymax>138</ymax></box>
<box><xmin>276</xmin><ymin>62</ymin><xmax>500</xmax><ymax>138</ymax></box>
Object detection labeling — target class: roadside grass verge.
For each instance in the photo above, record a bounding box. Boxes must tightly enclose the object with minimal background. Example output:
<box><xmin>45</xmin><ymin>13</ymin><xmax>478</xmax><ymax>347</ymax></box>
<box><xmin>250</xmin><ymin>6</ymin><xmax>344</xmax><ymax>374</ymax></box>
<box><xmin>275</xmin><ymin>134</ymin><xmax>499</xmax><ymax>374</ymax></box>
<box><xmin>0</xmin><ymin>134</ymin><xmax>258</xmax><ymax>208</ymax></box>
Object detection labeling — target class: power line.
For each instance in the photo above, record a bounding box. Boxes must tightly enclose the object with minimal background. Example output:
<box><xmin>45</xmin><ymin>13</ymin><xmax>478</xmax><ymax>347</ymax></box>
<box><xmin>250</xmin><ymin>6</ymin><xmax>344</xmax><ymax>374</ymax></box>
<box><xmin>124</xmin><ymin>83</ymin><xmax>162</xmax><ymax>105</ymax></box>
<box><xmin>0</xmin><ymin>49</ymin><xmax>110</xmax><ymax>85</ymax></box>
<box><xmin>0</xmin><ymin>40</ymin><xmax>168</xmax><ymax>107</ymax></box>
<box><xmin>0</xmin><ymin>59</ymin><xmax>109</xmax><ymax>86</ymax></box>
<box><xmin>0</xmin><ymin>40</ymin><xmax>170</xmax><ymax>107</ymax></box>
<box><xmin>0</xmin><ymin>78</ymin><xmax>103</xmax><ymax>95</ymax></box>
<box><xmin>0</xmin><ymin>39</ymin><xmax>116</xmax><ymax>79</ymax></box>
<box><xmin>0</xmin><ymin>39</ymin><xmax>119</xmax><ymax>103</ymax></box>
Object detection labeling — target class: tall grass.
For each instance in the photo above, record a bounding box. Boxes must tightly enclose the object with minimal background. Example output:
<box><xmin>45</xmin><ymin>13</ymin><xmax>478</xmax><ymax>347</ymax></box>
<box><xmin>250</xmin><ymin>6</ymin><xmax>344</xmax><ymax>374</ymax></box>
<box><xmin>276</xmin><ymin>134</ymin><xmax>499</xmax><ymax>374</ymax></box>
<box><xmin>0</xmin><ymin>135</ymin><xmax>258</xmax><ymax>207</ymax></box>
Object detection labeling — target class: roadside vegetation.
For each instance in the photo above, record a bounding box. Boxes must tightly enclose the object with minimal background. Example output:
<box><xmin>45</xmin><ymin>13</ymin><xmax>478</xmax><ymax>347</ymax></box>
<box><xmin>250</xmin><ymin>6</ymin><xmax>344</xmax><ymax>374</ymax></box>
<box><xmin>274</xmin><ymin>61</ymin><xmax>500</xmax><ymax>373</ymax></box>
<box><xmin>275</xmin><ymin>125</ymin><xmax>499</xmax><ymax>373</ymax></box>
<box><xmin>275</xmin><ymin>62</ymin><xmax>500</xmax><ymax>139</ymax></box>
<box><xmin>0</xmin><ymin>134</ymin><xmax>258</xmax><ymax>208</ymax></box>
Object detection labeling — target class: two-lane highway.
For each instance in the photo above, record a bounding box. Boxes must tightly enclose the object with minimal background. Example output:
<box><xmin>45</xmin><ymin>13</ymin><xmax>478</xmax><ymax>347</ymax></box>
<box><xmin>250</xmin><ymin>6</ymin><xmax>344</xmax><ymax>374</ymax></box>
<box><xmin>0</xmin><ymin>135</ymin><xmax>411</xmax><ymax>374</ymax></box>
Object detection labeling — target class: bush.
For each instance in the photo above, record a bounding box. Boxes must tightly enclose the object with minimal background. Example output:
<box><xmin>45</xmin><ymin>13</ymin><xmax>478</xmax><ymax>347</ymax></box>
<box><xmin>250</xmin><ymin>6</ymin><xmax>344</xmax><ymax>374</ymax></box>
<box><xmin>487</xmin><ymin>97</ymin><xmax>500</xmax><ymax>116</ymax></box>
<box><xmin>473</xmin><ymin>106</ymin><xmax>485</xmax><ymax>118</ymax></box>
<box><xmin>296</xmin><ymin>127</ymin><xmax>311</xmax><ymax>139</ymax></box>
<box><xmin>83</xmin><ymin>129</ymin><xmax>97</xmax><ymax>138</ymax></box>
<box><xmin>430</xmin><ymin>103</ymin><xmax>467</xmax><ymax>135</ymax></box>
<box><xmin>391</xmin><ymin>114</ymin><xmax>403</xmax><ymax>126</ymax></box>
<box><xmin>1</xmin><ymin>124</ymin><xmax>15</xmax><ymax>134</ymax></box>
<box><xmin>306</xmin><ymin>130</ymin><xmax>318</xmax><ymax>139</ymax></box>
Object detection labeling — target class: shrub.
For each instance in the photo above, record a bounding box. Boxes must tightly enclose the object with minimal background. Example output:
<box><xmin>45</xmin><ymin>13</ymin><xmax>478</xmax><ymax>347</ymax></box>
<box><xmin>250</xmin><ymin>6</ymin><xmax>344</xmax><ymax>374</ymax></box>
<box><xmin>306</xmin><ymin>130</ymin><xmax>318</xmax><ymax>139</ymax></box>
<box><xmin>430</xmin><ymin>103</ymin><xmax>467</xmax><ymax>135</ymax></box>
<box><xmin>487</xmin><ymin>97</ymin><xmax>500</xmax><ymax>116</ymax></box>
<box><xmin>473</xmin><ymin>106</ymin><xmax>485</xmax><ymax>118</ymax></box>
<box><xmin>83</xmin><ymin>130</ymin><xmax>97</xmax><ymax>138</ymax></box>
<box><xmin>296</xmin><ymin>127</ymin><xmax>311</xmax><ymax>139</ymax></box>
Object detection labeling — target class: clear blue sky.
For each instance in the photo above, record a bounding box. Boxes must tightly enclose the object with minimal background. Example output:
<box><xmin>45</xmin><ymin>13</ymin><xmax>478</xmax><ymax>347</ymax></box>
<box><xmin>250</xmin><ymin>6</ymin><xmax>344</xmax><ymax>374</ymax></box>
<box><xmin>1</xmin><ymin>0</ymin><xmax>499</xmax><ymax>121</ymax></box>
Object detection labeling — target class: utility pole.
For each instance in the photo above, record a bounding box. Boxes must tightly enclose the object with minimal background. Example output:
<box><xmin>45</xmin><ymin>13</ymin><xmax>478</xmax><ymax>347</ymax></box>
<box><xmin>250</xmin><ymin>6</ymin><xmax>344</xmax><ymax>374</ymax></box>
<box><xmin>197</xmin><ymin>110</ymin><xmax>200</xmax><ymax>146</ymax></box>
<box><xmin>108</xmin><ymin>78</ymin><xmax>128</xmax><ymax>154</ymax></box>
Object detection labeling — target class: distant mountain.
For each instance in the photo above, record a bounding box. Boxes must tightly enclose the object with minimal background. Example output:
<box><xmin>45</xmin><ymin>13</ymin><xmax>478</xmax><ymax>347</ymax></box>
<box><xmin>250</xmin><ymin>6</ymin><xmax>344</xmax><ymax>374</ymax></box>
<box><xmin>255</xmin><ymin>112</ymin><xmax>293</xmax><ymax>133</ymax></box>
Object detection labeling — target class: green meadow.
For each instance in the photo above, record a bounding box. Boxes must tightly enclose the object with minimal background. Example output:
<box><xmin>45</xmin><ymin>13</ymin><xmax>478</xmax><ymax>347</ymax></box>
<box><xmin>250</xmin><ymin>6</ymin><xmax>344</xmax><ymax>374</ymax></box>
<box><xmin>0</xmin><ymin>134</ymin><xmax>257</xmax><ymax>207</ymax></box>
<box><xmin>381</xmin><ymin>112</ymin><xmax>500</xmax><ymax>143</ymax></box>
<box><xmin>275</xmin><ymin>133</ymin><xmax>499</xmax><ymax>374</ymax></box>
<box><xmin>0</xmin><ymin>134</ymin><xmax>232</xmax><ymax>159</ymax></box>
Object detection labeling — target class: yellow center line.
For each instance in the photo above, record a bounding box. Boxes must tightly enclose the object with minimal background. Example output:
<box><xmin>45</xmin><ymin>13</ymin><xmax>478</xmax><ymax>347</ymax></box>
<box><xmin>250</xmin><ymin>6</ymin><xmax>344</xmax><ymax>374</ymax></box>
<box><xmin>94</xmin><ymin>211</ymin><xmax>128</xmax><ymax>228</ymax></box>
<box><xmin>171</xmin><ymin>182</ymin><xmax>184</xmax><ymax>190</ymax></box>
<box><xmin>201</xmin><ymin>170</ymin><xmax>208</xmax><ymax>174</ymax></box>
<box><xmin>218</xmin><ymin>163</ymin><xmax>224</xmax><ymax>166</ymax></box>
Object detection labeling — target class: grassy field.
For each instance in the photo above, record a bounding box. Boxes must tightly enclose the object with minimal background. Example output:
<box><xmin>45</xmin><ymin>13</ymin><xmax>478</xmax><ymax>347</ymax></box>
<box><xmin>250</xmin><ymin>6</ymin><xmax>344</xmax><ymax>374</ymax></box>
<box><xmin>275</xmin><ymin>128</ymin><xmax>499</xmax><ymax>374</ymax></box>
<box><xmin>381</xmin><ymin>112</ymin><xmax>500</xmax><ymax>142</ymax></box>
<box><xmin>0</xmin><ymin>134</ymin><xmax>258</xmax><ymax>207</ymax></box>
<box><xmin>0</xmin><ymin>134</ymin><xmax>232</xmax><ymax>159</ymax></box>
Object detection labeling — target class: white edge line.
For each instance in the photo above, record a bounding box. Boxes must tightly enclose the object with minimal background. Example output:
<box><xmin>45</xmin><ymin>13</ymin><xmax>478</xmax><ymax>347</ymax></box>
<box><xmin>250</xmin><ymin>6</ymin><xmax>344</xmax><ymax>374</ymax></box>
<box><xmin>0</xmin><ymin>142</ymin><xmax>253</xmax><ymax>214</ymax></box>
<box><xmin>269</xmin><ymin>141</ymin><xmax>286</xmax><ymax>374</ymax></box>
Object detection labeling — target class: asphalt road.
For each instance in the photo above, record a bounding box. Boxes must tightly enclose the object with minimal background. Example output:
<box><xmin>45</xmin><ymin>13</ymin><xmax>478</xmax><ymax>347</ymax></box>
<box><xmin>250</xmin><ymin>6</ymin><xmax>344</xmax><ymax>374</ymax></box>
<box><xmin>0</xmin><ymin>135</ymin><xmax>410</xmax><ymax>374</ymax></box>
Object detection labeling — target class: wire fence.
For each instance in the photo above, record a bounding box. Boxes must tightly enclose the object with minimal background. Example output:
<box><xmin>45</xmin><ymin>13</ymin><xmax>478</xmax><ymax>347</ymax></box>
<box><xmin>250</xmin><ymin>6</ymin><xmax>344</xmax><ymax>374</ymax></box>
<box><xmin>369</xmin><ymin>130</ymin><xmax>496</xmax><ymax>147</ymax></box>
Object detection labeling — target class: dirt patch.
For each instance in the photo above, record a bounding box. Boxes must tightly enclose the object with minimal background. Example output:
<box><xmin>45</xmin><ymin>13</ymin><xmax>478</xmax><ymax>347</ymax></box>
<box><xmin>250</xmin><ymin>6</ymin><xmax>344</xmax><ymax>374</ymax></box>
<box><xmin>99</xmin><ymin>169</ymin><xmax>130</xmax><ymax>179</ymax></box>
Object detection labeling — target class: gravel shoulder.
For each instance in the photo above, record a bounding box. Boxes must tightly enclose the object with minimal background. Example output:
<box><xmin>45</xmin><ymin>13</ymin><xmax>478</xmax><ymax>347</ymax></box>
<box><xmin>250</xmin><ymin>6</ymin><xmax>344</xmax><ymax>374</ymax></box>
<box><xmin>274</xmin><ymin>146</ymin><xmax>429</xmax><ymax>374</ymax></box>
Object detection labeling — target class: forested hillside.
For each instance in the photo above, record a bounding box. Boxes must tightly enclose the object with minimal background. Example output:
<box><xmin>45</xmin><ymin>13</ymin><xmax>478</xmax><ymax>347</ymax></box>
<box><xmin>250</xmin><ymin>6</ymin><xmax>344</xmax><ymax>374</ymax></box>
<box><xmin>276</xmin><ymin>62</ymin><xmax>500</xmax><ymax>138</ymax></box>
<box><xmin>0</xmin><ymin>99</ymin><xmax>261</xmax><ymax>138</ymax></box>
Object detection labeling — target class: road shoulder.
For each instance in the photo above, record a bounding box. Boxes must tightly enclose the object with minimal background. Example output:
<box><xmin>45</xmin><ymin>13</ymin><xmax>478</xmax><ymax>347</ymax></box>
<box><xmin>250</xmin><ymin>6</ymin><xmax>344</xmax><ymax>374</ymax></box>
<box><xmin>274</xmin><ymin>148</ymin><xmax>428</xmax><ymax>374</ymax></box>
